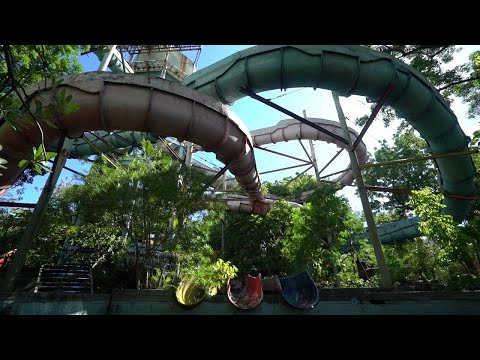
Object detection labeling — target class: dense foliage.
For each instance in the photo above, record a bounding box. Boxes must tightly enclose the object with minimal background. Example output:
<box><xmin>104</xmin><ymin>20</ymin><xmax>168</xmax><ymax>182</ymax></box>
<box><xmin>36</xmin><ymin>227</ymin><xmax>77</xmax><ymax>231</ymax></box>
<box><xmin>0</xmin><ymin>45</ymin><xmax>86</xmax><ymax>186</ymax></box>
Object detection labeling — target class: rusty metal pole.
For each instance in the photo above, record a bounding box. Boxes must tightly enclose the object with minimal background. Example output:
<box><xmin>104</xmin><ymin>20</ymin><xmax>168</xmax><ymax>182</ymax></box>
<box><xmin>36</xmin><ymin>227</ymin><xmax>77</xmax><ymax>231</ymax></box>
<box><xmin>2</xmin><ymin>134</ymin><xmax>74</xmax><ymax>293</ymax></box>
<box><xmin>331</xmin><ymin>92</ymin><xmax>392</xmax><ymax>288</ymax></box>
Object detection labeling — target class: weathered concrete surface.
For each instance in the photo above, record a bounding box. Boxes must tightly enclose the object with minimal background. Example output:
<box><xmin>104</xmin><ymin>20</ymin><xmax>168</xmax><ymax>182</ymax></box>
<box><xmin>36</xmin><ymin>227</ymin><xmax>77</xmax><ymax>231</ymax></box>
<box><xmin>0</xmin><ymin>292</ymin><xmax>110</xmax><ymax>315</ymax></box>
<box><xmin>2</xmin><ymin>289</ymin><xmax>480</xmax><ymax>315</ymax></box>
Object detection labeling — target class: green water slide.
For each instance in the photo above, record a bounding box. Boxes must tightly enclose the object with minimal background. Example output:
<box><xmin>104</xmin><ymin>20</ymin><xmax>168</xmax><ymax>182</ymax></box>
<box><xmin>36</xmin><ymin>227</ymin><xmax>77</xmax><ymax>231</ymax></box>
<box><xmin>183</xmin><ymin>45</ymin><xmax>476</xmax><ymax>241</ymax></box>
<box><xmin>1</xmin><ymin>46</ymin><xmax>474</xmax><ymax>246</ymax></box>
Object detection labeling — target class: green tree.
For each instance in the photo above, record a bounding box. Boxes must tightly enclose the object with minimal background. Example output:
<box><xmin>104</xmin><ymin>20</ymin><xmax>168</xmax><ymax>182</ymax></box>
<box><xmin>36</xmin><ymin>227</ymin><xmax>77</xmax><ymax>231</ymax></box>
<box><xmin>205</xmin><ymin>175</ymin><xmax>319</xmax><ymax>277</ymax></box>
<box><xmin>263</xmin><ymin>173</ymin><xmax>317</xmax><ymax>198</ymax></box>
<box><xmin>213</xmin><ymin>199</ymin><xmax>294</xmax><ymax>276</ymax></box>
<box><xmin>371</xmin><ymin>46</ymin><xmax>459</xmax><ymax>90</ymax></box>
<box><xmin>281</xmin><ymin>183</ymin><xmax>368</xmax><ymax>286</ymax></box>
<box><xmin>209</xmin><ymin>176</ymin><xmax>372</xmax><ymax>287</ymax></box>
<box><xmin>362</xmin><ymin>127</ymin><xmax>438</xmax><ymax>219</ymax></box>
<box><xmin>445</xmin><ymin>50</ymin><xmax>480</xmax><ymax>119</ymax></box>
<box><xmin>362</xmin><ymin>45</ymin><xmax>474</xmax><ymax>127</ymax></box>
<box><xmin>1</xmin><ymin>140</ymin><xmax>238</xmax><ymax>292</ymax></box>
<box><xmin>0</xmin><ymin>45</ymin><xmax>86</xmax><ymax>183</ymax></box>
<box><xmin>49</xmin><ymin>140</ymin><xmax>236</xmax><ymax>291</ymax></box>
<box><xmin>0</xmin><ymin>208</ymin><xmax>30</xmax><ymax>255</ymax></box>
<box><xmin>383</xmin><ymin>186</ymin><xmax>480</xmax><ymax>290</ymax></box>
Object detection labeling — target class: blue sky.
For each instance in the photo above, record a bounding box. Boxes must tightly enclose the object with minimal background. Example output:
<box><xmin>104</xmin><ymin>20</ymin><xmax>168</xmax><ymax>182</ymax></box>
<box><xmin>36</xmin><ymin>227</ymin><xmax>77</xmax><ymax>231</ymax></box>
<box><xmin>9</xmin><ymin>45</ymin><xmax>480</xmax><ymax>213</ymax></box>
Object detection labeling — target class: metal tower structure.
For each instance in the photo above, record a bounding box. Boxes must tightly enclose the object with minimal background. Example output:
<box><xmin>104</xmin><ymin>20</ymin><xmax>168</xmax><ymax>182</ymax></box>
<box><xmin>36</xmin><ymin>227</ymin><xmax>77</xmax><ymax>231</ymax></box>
<box><xmin>89</xmin><ymin>45</ymin><xmax>234</xmax><ymax>189</ymax></box>
<box><xmin>92</xmin><ymin>45</ymin><xmax>202</xmax><ymax>82</ymax></box>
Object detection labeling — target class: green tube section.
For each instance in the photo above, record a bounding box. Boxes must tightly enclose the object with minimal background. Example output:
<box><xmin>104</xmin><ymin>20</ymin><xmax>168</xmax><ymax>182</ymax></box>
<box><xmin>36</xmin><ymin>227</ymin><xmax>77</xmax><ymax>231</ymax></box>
<box><xmin>366</xmin><ymin>217</ymin><xmax>421</xmax><ymax>245</ymax></box>
<box><xmin>70</xmin><ymin>131</ymin><xmax>159</xmax><ymax>156</ymax></box>
<box><xmin>183</xmin><ymin>45</ymin><xmax>476</xmax><ymax>223</ymax></box>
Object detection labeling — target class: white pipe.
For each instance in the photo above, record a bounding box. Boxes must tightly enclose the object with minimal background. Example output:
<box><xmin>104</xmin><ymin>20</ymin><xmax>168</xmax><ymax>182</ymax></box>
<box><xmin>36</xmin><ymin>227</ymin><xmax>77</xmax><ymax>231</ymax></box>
<box><xmin>111</xmin><ymin>48</ymin><xmax>134</xmax><ymax>74</ymax></box>
<box><xmin>99</xmin><ymin>46</ymin><xmax>117</xmax><ymax>72</ymax></box>
<box><xmin>251</xmin><ymin>118</ymin><xmax>368</xmax><ymax>186</ymax></box>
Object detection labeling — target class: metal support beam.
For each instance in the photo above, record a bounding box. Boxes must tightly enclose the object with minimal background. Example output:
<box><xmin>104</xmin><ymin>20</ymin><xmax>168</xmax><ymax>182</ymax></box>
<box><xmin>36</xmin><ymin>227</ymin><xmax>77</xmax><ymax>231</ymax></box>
<box><xmin>360</xmin><ymin>148</ymin><xmax>479</xmax><ymax>169</ymax></box>
<box><xmin>303</xmin><ymin>110</ymin><xmax>321</xmax><ymax>185</ymax></box>
<box><xmin>352</xmin><ymin>84</ymin><xmax>393</xmax><ymax>151</ymax></box>
<box><xmin>260</xmin><ymin>163</ymin><xmax>310</xmax><ymax>175</ymax></box>
<box><xmin>160</xmin><ymin>45</ymin><xmax>172</xmax><ymax>79</ymax></box>
<box><xmin>318</xmin><ymin>167</ymin><xmax>351</xmax><ymax>180</ymax></box>
<box><xmin>159</xmin><ymin>136</ymin><xmax>184</xmax><ymax>165</ymax></box>
<box><xmin>99</xmin><ymin>45</ymin><xmax>117</xmax><ymax>72</ymax></box>
<box><xmin>47</xmin><ymin>160</ymin><xmax>86</xmax><ymax>178</ymax></box>
<box><xmin>0</xmin><ymin>201</ymin><xmax>36</xmax><ymax>208</ymax></box>
<box><xmin>365</xmin><ymin>185</ymin><xmax>477</xmax><ymax>200</ymax></box>
<box><xmin>110</xmin><ymin>131</ymin><xmax>138</xmax><ymax>148</ymax></box>
<box><xmin>365</xmin><ymin>185</ymin><xmax>414</xmax><ymax>195</ymax></box>
<box><xmin>309</xmin><ymin>140</ymin><xmax>321</xmax><ymax>183</ymax></box>
<box><xmin>87</xmin><ymin>131</ymin><xmax>118</xmax><ymax>152</ymax></box>
<box><xmin>184</xmin><ymin>141</ymin><xmax>193</xmax><ymax>168</ymax></box>
<box><xmin>98</xmin><ymin>45</ymin><xmax>134</xmax><ymax>74</ymax></box>
<box><xmin>296</xmin><ymin>135</ymin><xmax>314</xmax><ymax>162</ymax></box>
<box><xmin>2</xmin><ymin>134</ymin><xmax>74</xmax><ymax>293</ymax></box>
<box><xmin>284</xmin><ymin>164</ymin><xmax>314</xmax><ymax>187</ymax></box>
<box><xmin>201</xmin><ymin>161</ymin><xmax>233</xmax><ymax>193</ymax></box>
<box><xmin>113</xmin><ymin>46</ymin><xmax>134</xmax><ymax>74</ymax></box>
<box><xmin>332</xmin><ymin>91</ymin><xmax>392</xmax><ymax>288</ymax></box>
<box><xmin>254</xmin><ymin>145</ymin><xmax>311</xmax><ymax>164</ymax></box>
<box><xmin>319</xmin><ymin>147</ymin><xmax>345</xmax><ymax>175</ymax></box>
<box><xmin>222</xmin><ymin>172</ymin><xmax>227</xmax><ymax>191</ymax></box>
<box><xmin>81</xmin><ymin>136</ymin><xmax>118</xmax><ymax>169</ymax></box>
<box><xmin>239</xmin><ymin>87</ymin><xmax>348</xmax><ymax>145</ymax></box>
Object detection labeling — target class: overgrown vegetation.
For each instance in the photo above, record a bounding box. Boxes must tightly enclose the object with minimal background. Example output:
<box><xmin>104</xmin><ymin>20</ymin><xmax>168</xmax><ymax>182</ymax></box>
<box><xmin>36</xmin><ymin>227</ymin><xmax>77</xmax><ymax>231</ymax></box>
<box><xmin>1</xmin><ymin>45</ymin><xmax>480</xmax><ymax>293</ymax></box>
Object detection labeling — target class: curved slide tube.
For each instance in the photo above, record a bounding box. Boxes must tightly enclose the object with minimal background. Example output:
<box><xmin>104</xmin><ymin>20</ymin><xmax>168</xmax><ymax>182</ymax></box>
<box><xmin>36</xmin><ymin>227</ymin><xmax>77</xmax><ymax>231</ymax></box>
<box><xmin>368</xmin><ymin>216</ymin><xmax>422</xmax><ymax>244</ymax></box>
<box><xmin>183</xmin><ymin>45</ymin><xmax>476</xmax><ymax>222</ymax></box>
<box><xmin>67</xmin><ymin>117</ymin><xmax>362</xmax><ymax>214</ymax></box>
<box><xmin>0</xmin><ymin>73</ymin><xmax>264</xmax><ymax>204</ymax></box>
<box><xmin>70</xmin><ymin>130</ymin><xmax>160</xmax><ymax>157</ymax></box>
<box><xmin>0</xmin><ymin>45</ymin><xmax>475</xmax><ymax>245</ymax></box>
<box><xmin>251</xmin><ymin>118</ymin><xmax>367</xmax><ymax>185</ymax></box>
<box><xmin>70</xmin><ymin>130</ymin><xmax>238</xmax><ymax>188</ymax></box>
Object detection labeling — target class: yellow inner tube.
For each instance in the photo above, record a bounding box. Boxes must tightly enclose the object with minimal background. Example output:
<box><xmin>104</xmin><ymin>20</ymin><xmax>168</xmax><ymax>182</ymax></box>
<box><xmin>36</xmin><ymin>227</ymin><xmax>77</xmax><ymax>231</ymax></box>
<box><xmin>175</xmin><ymin>282</ymin><xmax>206</xmax><ymax>307</ymax></box>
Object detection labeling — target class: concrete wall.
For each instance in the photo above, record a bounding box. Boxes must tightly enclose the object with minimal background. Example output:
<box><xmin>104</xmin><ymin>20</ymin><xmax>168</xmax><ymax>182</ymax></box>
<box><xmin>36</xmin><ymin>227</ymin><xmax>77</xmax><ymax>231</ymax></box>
<box><xmin>2</xmin><ymin>289</ymin><xmax>480</xmax><ymax>315</ymax></box>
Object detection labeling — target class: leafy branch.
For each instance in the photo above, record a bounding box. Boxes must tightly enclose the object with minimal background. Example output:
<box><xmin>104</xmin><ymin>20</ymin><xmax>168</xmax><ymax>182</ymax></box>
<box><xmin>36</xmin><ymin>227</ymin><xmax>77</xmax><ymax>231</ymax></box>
<box><xmin>1</xmin><ymin>45</ymin><xmax>80</xmax><ymax>175</ymax></box>
<box><xmin>438</xmin><ymin>75</ymin><xmax>480</xmax><ymax>91</ymax></box>
<box><xmin>3</xmin><ymin>44</ymin><xmax>48</xmax><ymax>161</ymax></box>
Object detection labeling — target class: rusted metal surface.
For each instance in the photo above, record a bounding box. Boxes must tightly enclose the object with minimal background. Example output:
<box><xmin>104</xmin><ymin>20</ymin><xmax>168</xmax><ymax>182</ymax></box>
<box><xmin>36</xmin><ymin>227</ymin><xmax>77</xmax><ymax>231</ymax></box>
<box><xmin>227</xmin><ymin>274</ymin><xmax>263</xmax><ymax>310</ymax></box>
<box><xmin>0</xmin><ymin>250</ymin><xmax>16</xmax><ymax>270</ymax></box>
<box><xmin>0</xmin><ymin>73</ymin><xmax>262</xmax><ymax>203</ymax></box>
<box><xmin>352</xmin><ymin>84</ymin><xmax>394</xmax><ymax>151</ymax></box>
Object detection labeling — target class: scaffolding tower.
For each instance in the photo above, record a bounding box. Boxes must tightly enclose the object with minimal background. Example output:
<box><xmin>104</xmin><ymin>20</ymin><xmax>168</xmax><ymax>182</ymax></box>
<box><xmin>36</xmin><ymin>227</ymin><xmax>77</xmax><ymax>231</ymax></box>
<box><xmin>92</xmin><ymin>45</ymin><xmax>202</xmax><ymax>82</ymax></box>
